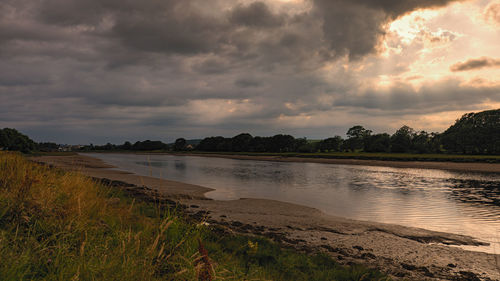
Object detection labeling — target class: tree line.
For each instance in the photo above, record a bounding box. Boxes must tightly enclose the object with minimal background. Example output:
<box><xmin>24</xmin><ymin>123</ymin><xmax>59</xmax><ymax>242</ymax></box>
<box><xmin>1</xmin><ymin>109</ymin><xmax>499</xmax><ymax>155</ymax></box>
<box><xmin>192</xmin><ymin>126</ymin><xmax>441</xmax><ymax>154</ymax></box>
<box><xmin>191</xmin><ymin>109</ymin><xmax>498</xmax><ymax>154</ymax></box>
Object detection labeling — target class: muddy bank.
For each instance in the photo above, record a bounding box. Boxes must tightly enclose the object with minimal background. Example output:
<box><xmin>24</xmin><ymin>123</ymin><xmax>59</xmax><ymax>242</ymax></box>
<box><xmin>32</xmin><ymin>154</ymin><xmax>500</xmax><ymax>280</ymax></box>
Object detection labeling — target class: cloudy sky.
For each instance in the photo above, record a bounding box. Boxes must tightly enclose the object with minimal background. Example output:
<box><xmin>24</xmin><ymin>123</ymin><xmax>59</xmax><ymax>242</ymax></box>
<box><xmin>1</xmin><ymin>0</ymin><xmax>499</xmax><ymax>144</ymax></box>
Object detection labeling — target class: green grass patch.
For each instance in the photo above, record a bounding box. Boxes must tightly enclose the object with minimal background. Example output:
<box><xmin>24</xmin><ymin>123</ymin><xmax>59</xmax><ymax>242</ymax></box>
<box><xmin>0</xmin><ymin>152</ymin><xmax>388</xmax><ymax>280</ymax></box>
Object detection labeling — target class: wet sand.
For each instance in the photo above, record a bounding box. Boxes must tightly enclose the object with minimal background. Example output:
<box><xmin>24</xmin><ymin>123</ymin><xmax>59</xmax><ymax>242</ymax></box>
<box><xmin>33</xmin><ymin>154</ymin><xmax>500</xmax><ymax>280</ymax></box>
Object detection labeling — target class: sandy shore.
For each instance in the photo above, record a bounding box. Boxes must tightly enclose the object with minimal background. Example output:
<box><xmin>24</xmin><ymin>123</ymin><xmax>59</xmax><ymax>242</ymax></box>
<box><xmin>33</xmin><ymin>154</ymin><xmax>500</xmax><ymax>280</ymax></box>
<box><xmin>171</xmin><ymin>153</ymin><xmax>500</xmax><ymax>173</ymax></box>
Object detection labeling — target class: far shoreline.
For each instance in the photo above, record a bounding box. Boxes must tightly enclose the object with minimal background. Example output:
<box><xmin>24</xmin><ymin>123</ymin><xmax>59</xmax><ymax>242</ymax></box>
<box><xmin>123</xmin><ymin>151</ymin><xmax>500</xmax><ymax>173</ymax></box>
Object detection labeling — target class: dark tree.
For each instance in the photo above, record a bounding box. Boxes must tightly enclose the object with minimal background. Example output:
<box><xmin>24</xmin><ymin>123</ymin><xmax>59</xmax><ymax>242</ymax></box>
<box><xmin>296</xmin><ymin>138</ymin><xmax>316</xmax><ymax>153</ymax></box>
<box><xmin>248</xmin><ymin>136</ymin><xmax>268</xmax><ymax>152</ymax></box>
<box><xmin>132</xmin><ymin>140</ymin><xmax>167</xmax><ymax>151</ymax></box>
<box><xmin>270</xmin><ymin>134</ymin><xmax>296</xmax><ymax>152</ymax></box>
<box><xmin>104</xmin><ymin>142</ymin><xmax>115</xmax><ymax>150</ymax></box>
<box><xmin>411</xmin><ymin>131</ymin><xmax>432</xmax><ymax>154</ymax></box>
<box><xmin>0</xmin><ymin>128</ymin><xmax>37</xmax><ymax>153</ymax></box>
<box><xmin>364</xmin><ymin>133</ymin><xmax>390</xmax><ymax>153</ymax></box>
<box><xmin>318</xmin><ymin>136</ymin><xmax>343</xmax><ymax>152</ymax></box>
<box><xmin>197</xmin><ymin>136</ymin><xmax>226</xmax><ymax>151</ymax></box>
<box><xmin>390</xmin><ymin>125</ymin><xmax>415</xmax><ymax>153</ymax></box>
<box><xmin>441</xmin><ymin>109</ymin><xmax>500</xmax><ymax>154</ymax></box>
<box><xmin>231</xmin><ymin>133</ymin><xmax>253</xmax><ymax>152</ymax></box>
<box><xmin>174</xmin><ymin>138</ymin><xmax>187</xmax><ymax>151</ymax></box>
<box><xmin>121</xmin><ymin>141</ymin><xmax>132</xmax><ymax>150</ymax></box>
<box><xmin>428</xmin><ymin>132</ymin><xmax>442</xmax><ymax>153</ymax></box>
<box><xmin>344</xmin><ymin>125</ymin><xmax>371</xmax><ymax>151</ymax></box>
<box><xmin>216</xmin><ymin>138</ymin><xmax>232</xmax><ymax>151</ymax></box>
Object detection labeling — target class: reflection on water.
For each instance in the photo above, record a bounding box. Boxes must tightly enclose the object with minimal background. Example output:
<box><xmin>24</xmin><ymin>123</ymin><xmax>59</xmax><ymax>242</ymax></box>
<box><xmin>448</xmin><ymin>179</ymin><xmax>500</xmax><ymax>207</ymax></box>
<box><xmin>87</xmin><ymin>153</ymin><xmax>500</xmax><ymax>254</ymax></box>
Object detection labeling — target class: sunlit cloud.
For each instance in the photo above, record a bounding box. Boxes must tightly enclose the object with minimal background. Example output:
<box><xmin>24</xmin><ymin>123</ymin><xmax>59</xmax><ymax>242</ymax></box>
<box><xmin>185</xmin><ymin>99</ymin><xmax>263</xmax><ymax>125</ymax></box>
<box><xmin>485</xmin><ymin>0</ymin><xmax>500</xmax><ymax>26</ymax></box>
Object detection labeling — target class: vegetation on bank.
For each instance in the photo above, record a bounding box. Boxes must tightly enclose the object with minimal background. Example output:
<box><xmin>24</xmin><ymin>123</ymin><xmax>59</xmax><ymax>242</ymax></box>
<box><xmin>2</xmin><ymin>109</ymin><xmax>500</xmax><ymax>157</ymax></box>
<box><xmin>80</xmin><ymin>109</ymin><xmax>500</xmax><ymax>156</ymax></box>
<box><xmin>0</xmin><ymin>152</ymin><xmax>388</xmax><ymax>280</ymax></box>
<box><xmin>0</xmin><ymin>128</ymin><xmax>37</xmax><ymax>153</ymax></box>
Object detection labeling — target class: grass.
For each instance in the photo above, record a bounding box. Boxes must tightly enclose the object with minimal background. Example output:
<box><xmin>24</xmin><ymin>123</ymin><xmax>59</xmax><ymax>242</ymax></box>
<box><xmin>0</xmin><ymin>152</ymin><xmax>389</xmax><ymax>280</ymax></box>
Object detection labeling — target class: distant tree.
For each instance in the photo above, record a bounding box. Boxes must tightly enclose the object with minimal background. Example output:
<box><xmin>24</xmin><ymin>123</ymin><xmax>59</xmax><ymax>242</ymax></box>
<box><xmin>216</xmin><ymin>138</ymin><xmax>232</xmax><ymax>151</ymax></box>
<box><xmin>296</xmin><ymin>138</ymin><xmax>316</xmax><ymax>153</ymax></box>
<box><xmin>104</xmin><ymin>142</ymin><xmax>115</xmax><ymax>150</ymax></box>
<box><xmin>0</xmin><ymin>128</ymin><xmax>37</xmax><ymax>153</ymax></box>
<box><xmin>411</xmin><ymin>131</ymin><xmax>432</xmax><ymax>154</ymax></box>
<box><xmin>428</xmin><ymin>132</ymin><xmax>442</xmax><ymax>153</ymax></box>
<box><xmin>231</xmin><ymin>133</ymin><xmax>253</xmax><ymax>152</ymax></box>
<box><xmin>344</xmin><ymin>125</ymin><xmax>371</xmax><ymax>151</ymax></box>
<box><xmin>249</xmin><ymin>136</ymin><xmax>268</xmax><ymax>152</ymax></box>
<box><xmin>174</xmin><ymin>138</ymin><xmax>187</xmax><ymax>151</ymax></box>
<box><xmin>197</xmin><ymin>136</ymin><xmax>226</xmax><ymax>151</ymax></box>
<box><xmin>121</xmin><ymin>141</ymin><xmax>132</xmax><ymax>150</ymax></box>
<box><xmin>319</xmin><ymin>136</ymin><xmax>343</xmax><ymax>152</ymax></box>
<box><xmin>390</xmin><ymin>125</ymin><xmax>415</xmax><ymax>153</ymax></box>
<box><xmin>270</xmin><ymin>134</ymin><xmax>296</xmax><ymax>152</ymax></box>
<box><xmin>441</xmin><ymin>109</ymin><xmax>500</xmax><ymax>154</ymax></box>
<box><xmin>132</xmin><ymin>140</ymin><xmax>167</xmax><ymax>151</ymax></box>
<box><xmin>364</xmin><ymin>133</ymin><xmax>390</xmax><ymax>153</ymax></box>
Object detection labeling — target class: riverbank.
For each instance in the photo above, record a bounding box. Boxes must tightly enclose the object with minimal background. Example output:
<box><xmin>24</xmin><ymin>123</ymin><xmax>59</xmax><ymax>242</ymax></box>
<box><xmin>33</xmin><ymin>154</ymin><xmax>500</xmax><ymax>280</ymax></box>
<box><xmin>1</xmin><ymin>152</ymin><xmax>387</xmax><ymax>280</ymax></box>
<box><xmin>170</xmin><ymin>152</ymin><xmax>500</xmax><ymax>173</ymax></box>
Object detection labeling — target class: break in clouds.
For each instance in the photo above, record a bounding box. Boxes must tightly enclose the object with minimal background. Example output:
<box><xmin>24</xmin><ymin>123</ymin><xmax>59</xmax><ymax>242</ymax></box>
<box><xmin>0</xmin><ymin>0</ymin><xmax>499</xmax><ymax>143</ymax></box>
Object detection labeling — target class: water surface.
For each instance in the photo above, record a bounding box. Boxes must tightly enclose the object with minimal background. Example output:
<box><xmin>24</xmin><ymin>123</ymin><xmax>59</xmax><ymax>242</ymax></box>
<box><xmin>87</xmin><ymin>153</ymin><xmax>500</xmax><ymax>254</ymax></box>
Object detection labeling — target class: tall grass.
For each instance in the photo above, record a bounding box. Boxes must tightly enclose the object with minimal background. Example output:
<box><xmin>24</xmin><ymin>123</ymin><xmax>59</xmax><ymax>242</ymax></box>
<box><xmin>0</xmin><ymin>152</ymin><xmax>388</xmax><ymax>280</ymax></box>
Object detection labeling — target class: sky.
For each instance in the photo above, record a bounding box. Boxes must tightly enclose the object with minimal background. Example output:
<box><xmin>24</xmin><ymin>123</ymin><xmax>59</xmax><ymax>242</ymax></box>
<box><xmin>1</xmin><ymin>0</ymin><xmax>499</xmax><ymax>144</ymax></box>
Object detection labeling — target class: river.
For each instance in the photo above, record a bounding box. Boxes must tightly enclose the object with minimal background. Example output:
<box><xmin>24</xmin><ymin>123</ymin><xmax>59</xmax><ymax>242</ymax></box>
<box><xmin>87</xmin><ymin>153</ymin><xmax>500</xmax><ymax>254</ymax></box>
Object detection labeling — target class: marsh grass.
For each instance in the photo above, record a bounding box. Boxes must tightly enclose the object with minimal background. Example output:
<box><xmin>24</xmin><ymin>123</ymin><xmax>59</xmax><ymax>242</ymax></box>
<box><xmin>0</xmin><ymin>152</ymin><xmax>389</xmax><ymax>280</ymax></box>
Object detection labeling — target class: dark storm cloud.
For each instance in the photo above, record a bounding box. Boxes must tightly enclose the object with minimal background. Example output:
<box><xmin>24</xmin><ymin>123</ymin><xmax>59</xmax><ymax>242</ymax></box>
<box><xmin>0</xmin><ymin>62</ymin><xmax>52</xmax><ymax>86</ymax></box>
<box><xmin>37</xmin><ymin>0</ymin><xmax>228</xmax><ymax>55</ymax></box>
<box><xmin>191</xmin><ymin>57</ymin><xmax>230</xmax><ymax>74</ymax></box>
<box><xmin>235</xmin><ymin>78</ymin><xmax>261</xmax><ymax>88</ymax></box>
<box><xmin>3</xmin><ymin>0</ymin><xmax>463</xmax><ymax>64</ymax></box>
<box><xmin>350</xmin><ymin>0</ymin><xmax>463</xmax><ymax>16</ymax></box>
<box><xmin>450</xmin><ymin>57</ymin><xmax>500</xmax><ymax>72</ymax></box>
<box><xmin>110</xmin><ymin>10</ymin><xmax>226</xmax><ymax>55</ymax></box>
<box><xmin>0</xmin><ymin>0</ymin><xmax>487</xmax><ymax>144</ymax></box>
<box><xmin>229</xmin><ymin>1</ymin><xmax>285</xmax><ymax>28</ymax></box>
<box><xmin>32</xmin><ymin>0</ymin><xmax>463</xmax><ymax>60</ymax></box>
<box><xmin>313</xmin><ymin>0</ymin><xmax>462</xmax><ymax>59</ymax></box>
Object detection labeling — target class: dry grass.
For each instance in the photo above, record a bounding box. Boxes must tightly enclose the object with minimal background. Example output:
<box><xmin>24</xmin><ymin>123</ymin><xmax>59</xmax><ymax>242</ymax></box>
<box><xmin>0</xmin><ymin>152</ymin><xmax>389</xmax><ymax>281</ymax></box>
